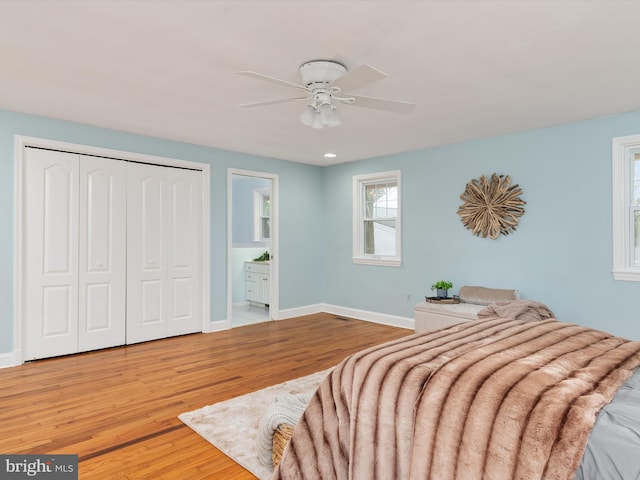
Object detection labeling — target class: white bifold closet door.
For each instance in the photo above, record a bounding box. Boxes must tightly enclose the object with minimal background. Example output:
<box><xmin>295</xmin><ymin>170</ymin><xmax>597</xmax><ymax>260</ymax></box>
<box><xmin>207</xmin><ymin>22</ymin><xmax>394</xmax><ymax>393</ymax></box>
<box><xmin>125</xmin><ymin>162</ymin><xmax>202</xmax><ymax>344</ymax></box>
<box><xmin>23</xmin><ymin>148</ymin><xmax>202</xmax><ymax>360</ymax></box>
<box><xmin>24</xmin><ymin>149</ymin><xmax>126</xmax><ymax>360</ymax></box>
<box><xmin>78</xmin><ymin>155</ymin><xmax>127</xmax><ymax>351</ymax></box>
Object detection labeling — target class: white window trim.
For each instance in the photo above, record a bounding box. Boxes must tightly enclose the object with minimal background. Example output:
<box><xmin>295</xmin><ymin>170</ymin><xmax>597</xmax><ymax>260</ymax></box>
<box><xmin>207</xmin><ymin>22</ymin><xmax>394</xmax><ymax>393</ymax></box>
<box><xmin>612</xmin><ymin>134</ymin><xmax>640</xmax><ymax>281</ymax></box>
<box><xmin>352</xmin><ymin>170</ymin><xmax>402</xmax><ymax>267</ymax></box>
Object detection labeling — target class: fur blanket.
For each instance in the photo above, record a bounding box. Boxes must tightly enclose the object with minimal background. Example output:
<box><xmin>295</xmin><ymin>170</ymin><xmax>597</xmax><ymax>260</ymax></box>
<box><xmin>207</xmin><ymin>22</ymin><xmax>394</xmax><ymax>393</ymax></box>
<box><xmin>477</xmin><ymin>299</ymin><xmax>555</xmax><ymax>322</ymax></box>
<box><xmin>273</xmin><ymin>317</ymin><xmax>640</xmax><ymax>480</ymax></box>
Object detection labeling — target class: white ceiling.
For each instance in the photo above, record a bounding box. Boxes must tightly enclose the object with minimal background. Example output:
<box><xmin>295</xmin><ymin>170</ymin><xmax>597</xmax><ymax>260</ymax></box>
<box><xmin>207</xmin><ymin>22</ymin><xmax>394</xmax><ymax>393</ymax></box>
<box><xmin>1</xmin><ymin>1</ymin><xmax>640</xmax><ymax>166</ymax></box>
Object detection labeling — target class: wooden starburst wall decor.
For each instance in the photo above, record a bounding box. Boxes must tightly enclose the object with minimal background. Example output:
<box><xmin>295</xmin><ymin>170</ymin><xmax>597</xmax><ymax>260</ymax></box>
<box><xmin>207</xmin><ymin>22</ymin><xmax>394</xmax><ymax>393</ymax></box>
<box><xmin>457</xmin><ymin>173</ymin><xmax>526</xmax><ymax>239</ymax></box>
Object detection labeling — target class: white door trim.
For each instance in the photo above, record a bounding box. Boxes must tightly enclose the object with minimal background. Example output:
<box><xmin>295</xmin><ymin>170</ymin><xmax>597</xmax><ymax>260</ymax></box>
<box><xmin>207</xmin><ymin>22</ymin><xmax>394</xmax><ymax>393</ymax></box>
<box><xmin>227</xmin><ymin>168</ymin><xmax>280</xmax><ymax>323</ymax></box>
<box><xmin>14</xmin><ymin>135</ymin><xmax>211</xmax><ymax>365</ymax></box>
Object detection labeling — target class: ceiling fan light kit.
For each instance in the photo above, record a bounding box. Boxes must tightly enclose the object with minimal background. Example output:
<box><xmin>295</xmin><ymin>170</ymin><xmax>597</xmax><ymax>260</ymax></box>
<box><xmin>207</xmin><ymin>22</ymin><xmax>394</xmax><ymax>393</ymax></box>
<box><xmin>237</xmin><ymin>59</ymin><xmax>416</xmax><ymax>129</ymax></box>
<box><xmin>301</xmin><ymin>90</ymin><xmax>343</xmax><ymax>129</ymax></box>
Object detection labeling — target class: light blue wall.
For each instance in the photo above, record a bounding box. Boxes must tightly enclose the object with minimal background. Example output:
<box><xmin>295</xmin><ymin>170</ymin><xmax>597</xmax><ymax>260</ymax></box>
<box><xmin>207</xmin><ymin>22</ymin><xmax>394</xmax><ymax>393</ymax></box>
<box><xmin>0</xmin><ymin>109</ymin><xmax>324</xmax><ymax>354</ymax></box>
<box><xmin>322</xmin><ymin>110</ymin><xmax>640</xmax><ymax>340</ymax></box>
<box><xmin>278</xmin><ymin>166</ymin><xmax>325</xmax><ymax>308</ymax></box>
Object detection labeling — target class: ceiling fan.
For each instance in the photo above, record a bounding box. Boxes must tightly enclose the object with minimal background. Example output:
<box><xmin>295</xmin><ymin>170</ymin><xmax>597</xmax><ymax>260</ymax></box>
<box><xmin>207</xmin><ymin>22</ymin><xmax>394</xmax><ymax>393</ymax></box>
<box><xmin>237</xmin><ymin>60</ymin><xmax>416</xmax><ymax>129</ymax></box>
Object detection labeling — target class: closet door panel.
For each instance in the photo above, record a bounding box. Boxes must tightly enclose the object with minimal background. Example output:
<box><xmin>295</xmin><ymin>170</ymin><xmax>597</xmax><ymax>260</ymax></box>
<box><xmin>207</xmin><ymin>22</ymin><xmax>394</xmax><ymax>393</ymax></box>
<box><xmin>166</xmin><ymin>170</ymin><xmax>202</xmax><ymax>337</ymax></box>
<box><xmin>141</xmin><ymin>176</ymin><xmax>164</xmax><ymax>271</ymax></box>
<box><xmin>78</xmin><ymin>156</ymin><xmax>126</xmax><ymax>352</ymax></box>
<box><xmin>127</xmin><ymin>163</ymin><xmax>167</xmax><ymax>344</ymax></box>
<box><xmin>141</xmin><ymin>279</ymin><xmax>163</xmax><ymax>324</ymax></box>
<box><xmin>24</xmin><ymin>149</ymin><xmax>79</xmax><ymax>360</ymax></box>
<box><xmin>84</xmin><ymin>284</ymin><xmax>110</xmax><ymax>329</ymax></box>
<box><xmin>41</xmin><ymin>286</ymin><xmax>73</xmax><ymax>336</ymax></box>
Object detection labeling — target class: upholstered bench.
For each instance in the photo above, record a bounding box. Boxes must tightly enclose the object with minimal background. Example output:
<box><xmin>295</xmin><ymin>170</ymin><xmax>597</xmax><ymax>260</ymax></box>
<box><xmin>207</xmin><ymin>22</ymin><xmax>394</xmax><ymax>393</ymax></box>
<box><xmin>414</xmin><ymin>301</ymin><xmax>483</xmax><ymax>333</ymax></box>
<box><xmin>414</xmin><ymin>286</ymin><xmax>519</xmax><ymax>333</ymax></box>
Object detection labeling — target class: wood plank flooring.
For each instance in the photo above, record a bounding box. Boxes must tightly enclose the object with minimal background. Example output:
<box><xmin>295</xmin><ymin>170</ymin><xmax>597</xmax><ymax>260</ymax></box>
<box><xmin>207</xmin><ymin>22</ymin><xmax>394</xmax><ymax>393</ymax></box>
<box><xmin>0</xmin><ymin>313</ymin><xmax>411</xmax><ymax>479</ymax></box>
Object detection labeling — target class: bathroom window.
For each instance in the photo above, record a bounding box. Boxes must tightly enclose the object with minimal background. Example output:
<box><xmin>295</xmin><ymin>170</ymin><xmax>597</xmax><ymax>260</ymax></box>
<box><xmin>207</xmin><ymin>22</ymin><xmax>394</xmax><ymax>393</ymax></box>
<box><xmin>254</xmin><ymin>188</ymin><xmax>270</xmax><ymax>241</ymax></box>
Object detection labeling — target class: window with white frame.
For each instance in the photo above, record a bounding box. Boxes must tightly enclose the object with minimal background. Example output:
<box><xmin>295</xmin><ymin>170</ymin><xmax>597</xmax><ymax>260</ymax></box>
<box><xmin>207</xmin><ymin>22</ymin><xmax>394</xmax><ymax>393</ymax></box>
<box><xmin>353</xmin><ymin>170</ymin><xmax>401</xmax><ymax>266</ymax></box>
<box><xmin>612</xmin><ymin>134</ymin><xmax>640</xmax><ymax>280</ymax></box>
<box><xmin>253</xmin><ymin>188</ymin><xmax>270</xmax><ymax>241</ymax></box>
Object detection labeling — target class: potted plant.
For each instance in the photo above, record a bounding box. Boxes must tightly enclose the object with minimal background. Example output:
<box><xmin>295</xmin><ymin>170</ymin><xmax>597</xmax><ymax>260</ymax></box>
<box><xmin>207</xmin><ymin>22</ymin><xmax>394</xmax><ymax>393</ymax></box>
<box><xmin>431</xmin><ymin>280</ymin><xmax>453</xmax><ymax>299</ymax></box>
<box><xmin>253</xmin><ymin>251</ymin><xmax>271</xmax><ymax>262</ymax></box>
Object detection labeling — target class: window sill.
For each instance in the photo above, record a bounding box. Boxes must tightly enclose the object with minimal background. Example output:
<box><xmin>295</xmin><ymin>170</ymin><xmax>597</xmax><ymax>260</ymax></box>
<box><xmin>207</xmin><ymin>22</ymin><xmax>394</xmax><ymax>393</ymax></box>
<box><xmin>613</xmin><ymin>270</ymin><xmax>640</xmax><ymax>282</ymax></box>
<box><xmin>353</xmin><ymin>257</ymin><xmax>401</xmax><ymax>267</ymax></box>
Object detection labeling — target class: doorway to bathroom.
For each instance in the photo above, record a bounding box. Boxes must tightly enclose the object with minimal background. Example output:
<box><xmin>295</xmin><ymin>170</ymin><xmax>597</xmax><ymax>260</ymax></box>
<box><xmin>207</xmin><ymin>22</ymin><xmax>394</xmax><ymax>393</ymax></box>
<box><xmin>228</xmin><ymin>169</ymin><xmax>279</xmax><ymax>327</ymax></box>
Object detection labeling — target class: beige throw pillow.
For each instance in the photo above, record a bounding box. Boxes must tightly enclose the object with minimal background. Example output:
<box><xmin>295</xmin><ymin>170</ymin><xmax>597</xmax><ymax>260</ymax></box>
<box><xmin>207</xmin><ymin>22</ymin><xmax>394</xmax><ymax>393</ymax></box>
<box><xmin>458</xmin><ymin>286</ymin><xmax>520</xmax><ymax>305</ymax></box>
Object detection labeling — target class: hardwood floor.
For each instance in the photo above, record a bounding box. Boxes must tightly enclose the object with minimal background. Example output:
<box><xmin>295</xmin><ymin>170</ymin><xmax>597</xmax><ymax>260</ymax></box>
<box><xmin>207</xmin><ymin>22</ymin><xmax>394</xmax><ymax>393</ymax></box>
<box><xmin>0</xmin><ymin>313</ymin><xmax>411</xmax><ymax>479</ymax></box>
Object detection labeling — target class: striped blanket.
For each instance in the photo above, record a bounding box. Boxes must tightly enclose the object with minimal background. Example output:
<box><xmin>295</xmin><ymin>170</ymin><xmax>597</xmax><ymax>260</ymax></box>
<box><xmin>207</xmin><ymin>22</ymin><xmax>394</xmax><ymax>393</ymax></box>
<box><xmin>273</xmin><ymin>317</ymin><xmax>640</xmax><ymax>480</ymax></box>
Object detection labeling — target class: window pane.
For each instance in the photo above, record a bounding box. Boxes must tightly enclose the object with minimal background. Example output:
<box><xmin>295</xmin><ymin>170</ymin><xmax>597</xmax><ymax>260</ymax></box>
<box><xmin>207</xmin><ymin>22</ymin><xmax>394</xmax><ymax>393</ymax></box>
<box><xmin>261</xmin><ymin>217</ymin><xmax>270</xmax><ymax>239</ymax></box>
<box><xmin>262</xmin><ymin>195</ymin><xmax>271</xmax><ymax>216</ymax></box>
<box><xmin>364</xmin><ymin>184</ymin><xmax>376</xmax><ymax>217</ymax></box>
<box><xmin>364</xmin><ymin>182</ymin><xmax>397</xmax><ymax>218</ymax></box>
<box><xmin>364</xmin><ymin>219</ymin><xmax>396</xmax><ymax>256</ymax></box>
<box><xmin>634</xmin><ymin>210</ymin><xmax>640</xmax><ymax>266</ymax></box>
<box><xmin>634</xmin><ymin>157</ymin><xmax>640</xmax><ymax>206</ymax></box>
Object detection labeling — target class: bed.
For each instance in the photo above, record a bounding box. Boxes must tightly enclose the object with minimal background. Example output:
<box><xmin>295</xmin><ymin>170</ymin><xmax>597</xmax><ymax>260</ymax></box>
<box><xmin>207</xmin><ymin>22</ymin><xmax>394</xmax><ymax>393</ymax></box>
<box><xmin>272</xmin><ymin>313</ymin><xmax>640</xmax><ymax>480</ymax></box>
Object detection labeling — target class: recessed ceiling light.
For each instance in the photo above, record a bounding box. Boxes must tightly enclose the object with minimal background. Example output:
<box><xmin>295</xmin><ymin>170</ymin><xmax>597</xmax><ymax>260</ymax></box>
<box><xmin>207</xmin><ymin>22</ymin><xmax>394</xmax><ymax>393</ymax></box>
<box><xmin>324</xmin><ymin>153</ymin><xmax>337</xmax><ymax>158</ymax></box>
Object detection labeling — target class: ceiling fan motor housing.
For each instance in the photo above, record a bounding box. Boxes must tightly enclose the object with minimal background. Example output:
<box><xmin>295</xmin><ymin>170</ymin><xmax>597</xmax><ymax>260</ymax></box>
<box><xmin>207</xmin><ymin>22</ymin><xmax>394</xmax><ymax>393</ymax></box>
<box><xmin>299</xmin><ymin>60</ymin><xmax>346</xmax><ymax>90</ymax></box>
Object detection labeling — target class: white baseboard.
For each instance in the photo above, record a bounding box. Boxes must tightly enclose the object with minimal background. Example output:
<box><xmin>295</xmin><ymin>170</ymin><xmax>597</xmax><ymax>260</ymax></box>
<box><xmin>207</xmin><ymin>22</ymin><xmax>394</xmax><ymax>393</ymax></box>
<box><xmin>277</xmin><ymin>303</ymin><xmax>414</xmax><ymax>330</ymax></box>
<box><xmin>322</xmin><ymin>304</ymin><xmax>414</xmax><ymax>330</ymax></box>
<box><xmin>277</xmin><ymin>303</ymin><xmax>324</xmax><ymax>320</ymax></box>
<box><xmin>203</xmin><ymin>319</ymin><xmax>231</xmax><ymax>333</ymax></box>
<box><xmin>0</xmin><ymin>351</ymin><xmax>21</xmax><ymax>369</ymax></box>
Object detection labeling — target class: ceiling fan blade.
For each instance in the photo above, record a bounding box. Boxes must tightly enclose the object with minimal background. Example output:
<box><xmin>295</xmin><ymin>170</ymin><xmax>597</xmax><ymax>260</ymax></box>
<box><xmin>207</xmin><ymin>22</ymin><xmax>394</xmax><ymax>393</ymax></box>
<box><xmin>329</xmin><ymin>64</ymin><xmax>387</xmax><ymax>93</ymax></box>
<box><xmin>238</xmin><ymin>96</ymin><xmax>309</xmax><ymax>108</ymax></box>
<box><xmin>347</xmin><ymin>94</ymin><xmax>416</xmax><ymax>114</ymax></box>
<box><xmin>236</xmin><ymin>71</ymin><xmax>308</xmax><ymax>92</ymax></box>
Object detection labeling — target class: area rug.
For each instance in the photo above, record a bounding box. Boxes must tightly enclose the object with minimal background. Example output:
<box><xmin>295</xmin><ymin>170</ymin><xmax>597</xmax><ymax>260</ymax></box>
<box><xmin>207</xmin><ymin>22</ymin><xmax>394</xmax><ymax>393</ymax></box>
<box><xmin>178</xmin><ymin>368</ymin><xmax>331</xmax><ymax>480</ymax></box>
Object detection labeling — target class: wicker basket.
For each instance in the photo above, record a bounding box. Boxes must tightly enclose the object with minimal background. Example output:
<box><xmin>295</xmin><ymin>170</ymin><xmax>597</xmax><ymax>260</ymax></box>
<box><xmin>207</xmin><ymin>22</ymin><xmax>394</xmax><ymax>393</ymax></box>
<box><xmin>272</xmin><ymin>423</ymin><xmax>294</xmax><ymax>467</ymax></box>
